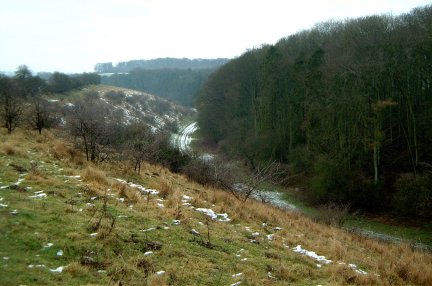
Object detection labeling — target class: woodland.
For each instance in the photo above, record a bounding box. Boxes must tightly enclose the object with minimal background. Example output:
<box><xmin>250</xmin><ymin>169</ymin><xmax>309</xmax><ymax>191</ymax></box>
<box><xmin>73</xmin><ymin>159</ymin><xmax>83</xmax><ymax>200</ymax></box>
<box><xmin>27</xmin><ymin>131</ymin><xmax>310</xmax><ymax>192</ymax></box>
<box><xmin>196</xmin><ymin>6</ymin><xmax>432</xmax><ymax>219</ymax></box>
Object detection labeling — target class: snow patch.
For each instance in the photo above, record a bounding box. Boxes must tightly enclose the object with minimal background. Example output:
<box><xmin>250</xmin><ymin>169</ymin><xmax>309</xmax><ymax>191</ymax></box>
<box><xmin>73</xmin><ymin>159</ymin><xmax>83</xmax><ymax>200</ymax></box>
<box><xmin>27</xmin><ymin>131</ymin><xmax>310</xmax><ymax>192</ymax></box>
<box><xmin>293</xmin><ymin>245</ymin><xmax>332</xmax><ymax>264</ymax></box>
<box><xmin>50</xmin><ymin>266</ymin><xmax>64</xmax><ymax>273</ymax></box>
<box><xmin>29</xmin><ymin>192</ymin><xmax>47</xmax><ymax>199</ymax></box>
<box><xmin>195</xmin><ymin>208</ymin><xmax>230</xmax><ymax>222</ymax></box>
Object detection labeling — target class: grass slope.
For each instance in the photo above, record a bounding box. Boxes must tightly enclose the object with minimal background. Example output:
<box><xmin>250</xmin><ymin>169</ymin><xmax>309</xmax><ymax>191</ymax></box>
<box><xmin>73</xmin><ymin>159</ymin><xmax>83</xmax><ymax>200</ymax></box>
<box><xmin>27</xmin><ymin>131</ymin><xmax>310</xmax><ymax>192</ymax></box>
<box><xmin>0</xmin><ymin>129</ymin><xmax>431</xmax><ymax>286</ymax></box>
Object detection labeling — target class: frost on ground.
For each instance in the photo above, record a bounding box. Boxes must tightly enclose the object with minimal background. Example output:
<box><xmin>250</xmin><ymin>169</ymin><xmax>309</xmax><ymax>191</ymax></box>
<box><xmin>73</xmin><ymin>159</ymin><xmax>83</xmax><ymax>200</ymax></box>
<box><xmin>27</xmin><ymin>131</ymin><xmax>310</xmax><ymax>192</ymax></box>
<box><xmin>195</xmin><ymin>208</ymin><xmax>230</xmax><ymax>222</ymax></box>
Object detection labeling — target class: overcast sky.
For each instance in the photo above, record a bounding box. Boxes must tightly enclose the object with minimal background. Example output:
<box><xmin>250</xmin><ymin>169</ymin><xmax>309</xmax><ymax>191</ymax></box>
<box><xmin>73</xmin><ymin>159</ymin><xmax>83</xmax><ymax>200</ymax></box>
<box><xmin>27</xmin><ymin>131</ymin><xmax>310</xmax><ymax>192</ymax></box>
<box><xmin>1</xmin><ymin>0</ymin><xmax>430</xmax><ymax>73</ymax></box>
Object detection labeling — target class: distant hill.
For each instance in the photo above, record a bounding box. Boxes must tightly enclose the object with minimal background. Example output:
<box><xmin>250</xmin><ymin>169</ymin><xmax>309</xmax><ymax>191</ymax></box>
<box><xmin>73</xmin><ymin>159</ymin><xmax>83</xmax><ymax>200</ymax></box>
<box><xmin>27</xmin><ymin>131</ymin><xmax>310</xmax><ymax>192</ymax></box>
<box><xmin>94</xmin><ymin>58</ymin><xmax>229</xmax><ymax>73</ymax></box>
<box><xmin>100</xmin><ymin>68</ymin><xmax>212</xmax><ymax>107</ymax></box>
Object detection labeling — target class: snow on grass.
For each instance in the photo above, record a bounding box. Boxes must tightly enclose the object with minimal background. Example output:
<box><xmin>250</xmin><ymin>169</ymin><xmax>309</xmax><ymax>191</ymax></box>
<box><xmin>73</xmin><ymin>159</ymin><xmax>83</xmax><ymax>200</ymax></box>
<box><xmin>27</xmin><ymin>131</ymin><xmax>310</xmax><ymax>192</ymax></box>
<box><xmin>195</xmin><ymin>208</ymin><xmax>230</xmax><ymax>222</ymax></box>
<box><xmin>115</xmin><ymin>178</ymin><xmax>159</xmax><ymax>195</ymax></box>
<box><xmin>14</xmin><ymin>177</ymin><xmax>25</xmax><ymax>185</ymax></box>
<box><xmin>292</xmin><ymin>245</ymin><xmax>332</xmax><ymax>264</ymax></box>
<box><xmin>141</xmin><ymin>227</ymin><xmax>156</xmax><ymax>232</ymax></box>
<box><xmin>64</xmin><ymin>175</ymin><xmax>81</xmax><ymax>179</ymax></box>
<box><xmin>144</xmin><ymin>251</ymin><xmax>153</xmax><ymax>256</ymax></box>
<box><xmin>182</xmin><ymin>195</ymin><xmax>192</xmax><ymax>201</ymax></box>
<box><xmin>89</xmin><ymin>233</ymin><xmax>98</xmax><ymax>237</ymax></box>
<box><xmin>50</xmin><ymin>266</ymin><xmax>64</xmax><ymax>273</ymax></box>
<box><xmin>266</xmin><ymin>234</ymin><xmax>275</xmax><ymax>241</ymax></box>
<box><xmin>156</xmin><ymin>270</ymin><xmax>165</xmax><ymax>276</ymax></box>
<box><xmin>44</xmin><ymin>243</ymin><xmax>53</xmax><ymax>248</ymax></box>
<box><xmin>0</xmin><ymin>203</ymin><xmax>8</xmax><ymax>207</ymax></box>
<box><xmin>9</xmin><ymin>209</ymin><xmax>18</xmax><ymax>215</ymax></box>
<box><xmin>230</xmin><ymin>282</ymin><xmax>242</xmax><ymax>286</ymax></box>
<box><xmin>290</xmin><ymin>245</ymin><xmax>368</xmax><ymax>275</ymax></box>
<box><xmin>232</xmin><ymin>273</ymin><xmax>243</xmax><ymax>278</ymax></box>
<box><xmin>338</xmin><ymin>262</ymin><xmax>368</xmax><ymax>275</ymax></box>
<box><xmin>57</xmin><ymin>250</ymin><xmax>63</xmax><ymax>256</ymax></box>
<box><xmin>28</xmin><ymin>264</ymin><xmax>46</xmax><ymax>268</ymax></box>
<box><xmin>29</xmin><ymin>192</ymin><xmax>47</xmax><ymax>199</ymax></box>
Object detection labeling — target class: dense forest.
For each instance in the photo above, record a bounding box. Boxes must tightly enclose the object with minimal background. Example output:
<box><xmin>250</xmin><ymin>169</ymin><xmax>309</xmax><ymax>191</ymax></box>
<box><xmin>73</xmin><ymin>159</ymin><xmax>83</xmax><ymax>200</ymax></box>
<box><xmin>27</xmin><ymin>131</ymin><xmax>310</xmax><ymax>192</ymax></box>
<box><xmin>94</xmin><ymin>58</ymin><xmax>229</xmax><ymax>73</ymax></box>
<box><xmin>196</xmin><ymin>6</ymin><xmax>432</xmax><ymax>219</ymax></box>
<box><xmin>101</xmin><ymin>68</ymin><xmax>212</xmax><ymax>106</ymax></box>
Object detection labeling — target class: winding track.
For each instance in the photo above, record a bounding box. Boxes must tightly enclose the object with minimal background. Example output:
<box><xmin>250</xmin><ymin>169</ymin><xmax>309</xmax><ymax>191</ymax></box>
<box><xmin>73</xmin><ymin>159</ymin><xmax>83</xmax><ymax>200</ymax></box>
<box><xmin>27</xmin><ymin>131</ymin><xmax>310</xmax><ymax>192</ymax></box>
<box><xmin>177</xmin><ymin>122</ymin><xmax>198</xmax><ymax>154</ymax></box>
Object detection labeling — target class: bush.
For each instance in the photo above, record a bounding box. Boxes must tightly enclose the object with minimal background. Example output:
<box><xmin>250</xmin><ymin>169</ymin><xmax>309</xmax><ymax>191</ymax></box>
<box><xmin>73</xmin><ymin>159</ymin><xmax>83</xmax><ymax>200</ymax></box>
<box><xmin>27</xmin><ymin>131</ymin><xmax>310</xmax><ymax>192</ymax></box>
<box><xmin>312</xmin><ymin>203</ymin><xmax>350</xmax><ymax>227</ymax></box>
<box><xmin>182</xmin><ymin>157</ymin><xmax>213</xmax><ymax>185</ymax></box>
<box><xmin>393</xmin><ymin>172</ymin><xmax>432</xmax><ymax>219</ymax></box>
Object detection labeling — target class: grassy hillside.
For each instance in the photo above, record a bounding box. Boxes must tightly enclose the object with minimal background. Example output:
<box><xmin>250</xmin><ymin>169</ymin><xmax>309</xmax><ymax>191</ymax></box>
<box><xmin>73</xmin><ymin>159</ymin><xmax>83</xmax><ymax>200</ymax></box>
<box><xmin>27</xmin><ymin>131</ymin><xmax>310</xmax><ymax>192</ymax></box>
<box><xmin>1</xmin><ymin>129</ymin><xmax>431</xmax><ymax>285</ymax></box>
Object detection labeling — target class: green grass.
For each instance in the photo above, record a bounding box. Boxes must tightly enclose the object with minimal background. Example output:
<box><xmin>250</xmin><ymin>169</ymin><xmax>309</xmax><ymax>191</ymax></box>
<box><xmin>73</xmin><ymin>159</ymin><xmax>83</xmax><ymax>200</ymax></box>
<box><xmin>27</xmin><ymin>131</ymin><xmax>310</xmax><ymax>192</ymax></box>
<box><xmin>0</xmin><ymin>133</ymin><xmax>326</xmax><ymax>285</ymax></box>
<box><xmin>2</xmin><ymin>129</ymin><xmax>432</xmax><ymax>285</ymax></box>
<box><xmin>345</xmin><ymin>216</ymin><xmax>432</xmax><ymax>246</ymax></box>
<box><xmin>281</xmin><ymin>187</ymin><xmax>432</xmax><ymax>248</ymax></box>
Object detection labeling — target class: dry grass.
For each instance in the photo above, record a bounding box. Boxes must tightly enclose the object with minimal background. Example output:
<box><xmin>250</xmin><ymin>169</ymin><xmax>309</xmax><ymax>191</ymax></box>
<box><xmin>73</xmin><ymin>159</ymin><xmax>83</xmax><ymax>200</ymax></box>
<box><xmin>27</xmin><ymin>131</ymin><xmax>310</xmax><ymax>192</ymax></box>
<box><xmin>0</xmin><ymin>142</ymin><xmax>24</xmax><ymax>156</ymax></box>
<box><xmin>113</xmin><ymin>182</ymin><xmax>141</xmax><ymax>204</ymax></box>
<box><xmin>65</xmin><ymin>262</ymin><xmax>89</xmax><ymax>277</ymax></box>
<box><xmin>26</xmin><ymin>168</ymin><xmax>56</xmax><ymax>186</ymax></box>
<box><xmin>82</xmin><ymin>166</ymin><xmax>108</xmax><ymax>186</ymax></box>
<box><xmin>3</xmin><ymin>128</ymin><xmax>431</xmax><ymax>285</ymax></box>
<box><xmin>153</xmin><ymin>180</ymin><xmax>173</xmax><ymax>199</ymax></box>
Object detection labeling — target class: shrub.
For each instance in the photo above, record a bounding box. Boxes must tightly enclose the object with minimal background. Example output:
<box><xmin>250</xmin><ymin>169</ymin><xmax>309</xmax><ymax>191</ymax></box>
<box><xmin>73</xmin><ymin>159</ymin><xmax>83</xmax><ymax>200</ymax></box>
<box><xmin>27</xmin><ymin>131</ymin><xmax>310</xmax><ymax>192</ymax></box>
<box><xmin>393</xmin><ymin>172</ymin><xmax>432</xmax><ymax>219</ymax></box>
<box><xmin>182</xmin><ymin>157</ymin><xmax>214</xmax><ymax>186</ymax></box>
<box><xmin>313</xmin><ymin>202</ymin><xmax>350</xmax><ymax>227</ymax></box>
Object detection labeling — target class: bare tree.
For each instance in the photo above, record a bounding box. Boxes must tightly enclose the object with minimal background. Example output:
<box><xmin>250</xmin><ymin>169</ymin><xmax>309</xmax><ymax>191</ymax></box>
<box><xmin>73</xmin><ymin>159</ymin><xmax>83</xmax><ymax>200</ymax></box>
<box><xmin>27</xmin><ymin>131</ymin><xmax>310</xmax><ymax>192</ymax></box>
<box><xmin>0</xmin><ymin>76</ymin><xmax>23</xmax><ymax>134</ymax></box>
<box><xmin>29</xmin><ymin>96</ymin><xmax>52</xmax><ymax>134</ymax></box>
<box><xmin>121</xmin><ymin>123</ymin><xmax>154</xmax><ymax>174</ymax></box>
<box><xmin>66</xmin><ymin>93</ymin><xmax>111</xmax><ymax>162</ymax></box>
<box><xmin>225</xmin><ymin>161</ymin><xmax>284</xmax><ymax>203</ymax></box>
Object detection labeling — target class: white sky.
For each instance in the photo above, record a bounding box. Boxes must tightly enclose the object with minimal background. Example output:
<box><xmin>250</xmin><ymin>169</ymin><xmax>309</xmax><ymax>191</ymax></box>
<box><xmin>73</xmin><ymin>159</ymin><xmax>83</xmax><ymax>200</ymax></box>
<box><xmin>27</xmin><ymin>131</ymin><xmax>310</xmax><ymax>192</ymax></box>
<box><xmin>1</xmin><ymin>0</ymin><xmax>431</xmax><ymax>73</ymax></box>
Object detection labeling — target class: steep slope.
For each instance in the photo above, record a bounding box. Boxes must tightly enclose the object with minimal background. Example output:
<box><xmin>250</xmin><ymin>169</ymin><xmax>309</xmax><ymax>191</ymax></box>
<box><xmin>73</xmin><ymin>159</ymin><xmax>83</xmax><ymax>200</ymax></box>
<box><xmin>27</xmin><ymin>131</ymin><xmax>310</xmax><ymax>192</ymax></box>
<box><xmin>59</xmin><ymin>85</ymin><xmax>195</xmax><ymax>132</ymax></box>
<box><xmin>1</xmin><ymin>129</ymin><xmax>431</xmax><ymax>285</ymax></box>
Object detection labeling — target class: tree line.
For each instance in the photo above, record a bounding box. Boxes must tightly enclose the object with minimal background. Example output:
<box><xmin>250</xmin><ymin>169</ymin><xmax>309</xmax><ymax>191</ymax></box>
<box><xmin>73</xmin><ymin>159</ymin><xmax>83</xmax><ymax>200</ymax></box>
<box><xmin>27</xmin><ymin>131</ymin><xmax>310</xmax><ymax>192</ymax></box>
<box><xmin>101</xmin><ymin>68</ymin><xmax>212</xmax><ymax>106</ymax></box>
<box><xmin>196</xmin><ymin>6</ymin><xmax>432</xmax><ymax>219</ymax></box>
<box><xmin>94</xmin><ymin>58</ymin><xmax>229</xmax><ymax>73</ymax></box>
<box><xmin>0</xmin><ymin>65</ymin><xmax>101</xmax><ymax>134</ymax></box>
